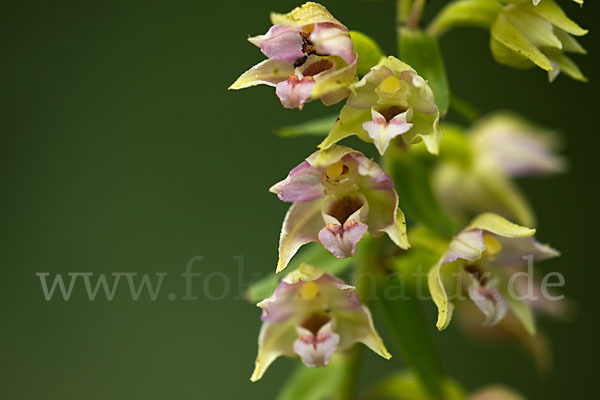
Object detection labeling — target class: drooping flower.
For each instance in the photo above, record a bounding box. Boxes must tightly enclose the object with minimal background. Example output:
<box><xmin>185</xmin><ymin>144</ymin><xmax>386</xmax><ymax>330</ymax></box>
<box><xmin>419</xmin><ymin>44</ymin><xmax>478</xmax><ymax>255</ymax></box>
<box><xmin>428</xmin><ymin>213</ymin><xmax>559</xmax><ymax>331</ymax></box>
<box><xmin>318</xmin><ymin>56</ymin><xmax>442</xmax><ymax>156</ymax></box>
<box><xmin>270</xmin><ymin>145</ymin><xmax>409</xmax><ymax>273</ymax></box>
<box><xmin>229</xmin><ymin>2</ymin><xmax>358</xmax><ymax>109</ymax></box>
<box><xmin>433</xmin><ymin>113</ymin><xmax>566</xmax><ymax>227</ymax></box>
<box><xmin>491</xmin><ymin>0</ymin><xmax>587</xmax><ymax>81</ymax></box>
<box><xmin>251</xmin><ymin>264</ymin><xmax>391</xmax><ymax>381</ymax></box>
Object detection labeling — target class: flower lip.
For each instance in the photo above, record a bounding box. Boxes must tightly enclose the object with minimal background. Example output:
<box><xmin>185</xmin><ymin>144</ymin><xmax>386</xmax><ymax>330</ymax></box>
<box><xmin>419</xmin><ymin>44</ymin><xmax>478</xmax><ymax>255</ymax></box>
<box><xmin>302</xmin><ymin>59</ymin><xmax>334</xmax><ymax>76</ymax></box>
<box><xmin>326</xmin><ymin>196</ymin><xmax>364</xmax><ymax>225</ymax></box>
<box><xmin>376</xmin><ymin>105</ymin><xmax>408</xmax><ymax>122</ymax></box>
<box><xmin>464</xmin><ymin>264</ymin><xmax>490</xmax><ymax>286</ymax></box>
<box><xmin>300</xmin><ymin>312</ymin><xmax>331</xmax><ymax>335</ymax></box>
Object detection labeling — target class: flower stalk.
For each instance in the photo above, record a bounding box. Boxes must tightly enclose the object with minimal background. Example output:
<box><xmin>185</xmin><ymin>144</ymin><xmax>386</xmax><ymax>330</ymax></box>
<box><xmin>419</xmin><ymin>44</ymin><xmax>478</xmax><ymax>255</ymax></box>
<box><xmin>405</xmin><ymin>0</ymin><xmax>427</xmax><ymax>30</ymax></box>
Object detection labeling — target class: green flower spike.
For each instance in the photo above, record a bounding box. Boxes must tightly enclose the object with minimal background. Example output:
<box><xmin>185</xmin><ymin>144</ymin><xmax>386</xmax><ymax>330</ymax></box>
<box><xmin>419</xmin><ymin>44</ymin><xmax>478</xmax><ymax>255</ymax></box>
<box><xmin>491</xmin><ymin>0</ymin><xmax>588</xmax><ymax>81</ymax></box>
<box><xmin>428</xmin><ymin>213</ymin><xmax>559</xmax><ymax>333</ymax></box>
<box><xmin>251</xmin><ymin>264</ymin><xmax>391</xmax><ymax>382</ymax></box>
<box><xmin>319</xmin><ymin>56</ymin><xmax>443</xmax><ymax>155</ymax></box>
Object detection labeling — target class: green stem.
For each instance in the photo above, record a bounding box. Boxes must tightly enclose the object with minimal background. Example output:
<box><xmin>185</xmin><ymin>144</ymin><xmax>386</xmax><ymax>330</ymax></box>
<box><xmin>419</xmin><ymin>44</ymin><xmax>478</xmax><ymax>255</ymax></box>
<box><xmin>335</xmin><ymin>236</ymin><xmax>383</xmax><ymax>400</ymax></box>
<box><xmin>397</xmin><ymin>0</ymin><xmax>413</xmax><ymax>49</ymax></box>
<box><xmin>376</xmin><ymin>271</ymin><xmax>446</xmax><ymax>398</ymax></box>
<box><xmin>405</xmin><ymin>0</ymin><xmax>427</xmax><ymax>30</ymax></box>
<box><xmin>334</xmin><ymin>346</ymin><xmax>362</xmax><ymax>400</ymax></box>
<box><xmin>397</xmin><ymin>0</ymin><xmax>413</xmax><ymax>24</ymax></box>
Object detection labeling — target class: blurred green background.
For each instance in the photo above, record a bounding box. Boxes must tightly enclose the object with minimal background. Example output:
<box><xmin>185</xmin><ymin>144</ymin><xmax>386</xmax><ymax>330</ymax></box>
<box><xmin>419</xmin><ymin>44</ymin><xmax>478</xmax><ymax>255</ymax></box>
<box><xmin>1</xmin><ymin>0</ymin><xmax>598</xmax><ymax>398</ymax></box>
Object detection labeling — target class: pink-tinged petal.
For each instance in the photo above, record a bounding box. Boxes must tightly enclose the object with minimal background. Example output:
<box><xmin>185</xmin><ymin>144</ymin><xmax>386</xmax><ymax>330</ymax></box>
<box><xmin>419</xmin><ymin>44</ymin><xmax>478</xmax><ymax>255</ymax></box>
<box><xmin>318</xmin><ymin>221</ymin><xmax>368</xmax><ymax>259</ymax></box>
<box><xmin>282</xmin><ymin>266</ymin><xmax>362</xmax><ymax>312</ymax></box>
<box><xmin>310</xmin><ymin>23</ymin><xmax>355</xmax><ymax>64</ymax></box>
<box><xmin>260</xmin><ymin>271</ymin><xmax>355</xmax><ymax>323</ymax></box>
<box><xmin>269</xmin><ymin>161</ymin><xmax>325</xmax><ymax>202</ymax></box>
<box><xmin>492</xmin><ymin>236</ymin><xmax>560</xmax><ymax>266</ymax></box>
<box><xmin>472</xmin><ymin>114</ymin><xmax>567</xmax><ymax>177</ymax></box>
<box><xmin>444</xmin><ymin>229</ymin><xmax>486</xmax><ymax>264</ymax></box>
<box><xmin>362</xmin><ymin>108</ymin><xmax>413</xmax><ymax>155</ymax></box>
<box><xmin>258</xmin><ymin>280</ymin><xmax>302</xmax><ymax>323</ymax></box>
<box><xmin>318</xmin><ymin>195</ymin><xmax>369</xmax><ymax>258</ymax></box>
<box><xmin>248</xmin><ymin>25</ymin><xmax>304</xmax><ymax>62</ymax></box>
<box><xmin>343</xmin><ymin>153</ymin><xmax>394</xmax><ymax>191</ymax></box>
<box><xmin>293</xmin><ymin>321</ymin><xmax>340</xmax><ymax>367</ymax></box>
<box><xmin>275</xmin><ymin>75</ymin><xmax>315</xmax><ymax>109</ymax></box>
<box><xmin>467</xmin><ymin>276</ymin><xmax>508</xmax><ymax>327</ymax></box>
<box><xmin>276</xmin><ymin>199</ymin><xmax>325</xmax><ymax>273</ymax></box>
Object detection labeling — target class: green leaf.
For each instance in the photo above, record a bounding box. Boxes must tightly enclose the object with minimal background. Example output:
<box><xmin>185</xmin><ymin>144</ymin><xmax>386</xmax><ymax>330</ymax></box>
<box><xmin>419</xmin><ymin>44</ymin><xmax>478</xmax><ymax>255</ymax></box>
<box><xmin>276</xmin><ymin>356</ymin><xmax>346</xmax><ymax>400</ymax></box>
<box><xmin>245</xmin><ymin>243</ymin><xmax>356</xmax><ymax>303</ymax></box>
<box><xmin>276</xmin><ymin>114</ymin><xmax>338</xmax><ymax>138</ymax></box>
<box><xmin>374</xmin><ymin>371</ymin><xmax>466</xmax><ymax>400</ymax></box>
<box><xmin>399</xmin><ymin>28</ymin><xmax>450</xmax><ymax>115</ymax></box>
<box><xmin>427</xmin><ymin>0</ymin><xmax>503</xmax><ymax>38</ymax></box>
<box><xmin>376</xmin><ymin>272</ymin><xmax>446</xmax><ymax>398</ymax></box>
<box><xmin>385</xmin><ymin>147</ymin><xmax>459</xmax><ymax>237</ymax></box>
<box><xmin>349</xmin><ymin>30</ymin><xmax>385</xmax><ymax>76</ymax></box>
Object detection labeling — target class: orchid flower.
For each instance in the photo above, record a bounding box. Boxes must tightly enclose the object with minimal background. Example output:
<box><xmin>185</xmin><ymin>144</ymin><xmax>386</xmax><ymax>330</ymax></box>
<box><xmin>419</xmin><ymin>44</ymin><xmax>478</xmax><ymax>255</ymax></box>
<box><xmin>229</xmin><ymin>2</ymin><xmax>358</xmax><ymax>109</ymax></box>
<box><xmin>428</xmin><ymin>213</ymin><xmax>559</xmax><ymax>331</ymax></box>
<box><xmin>270</xmin><ymin>145</ymin><xmax>409</xmax><ymax>273</ymax></box>
<box><xmin>251</xmin><ymin>264</ymin><xmax>390</xmax><ymax>381</ymax></box>
<box><xmin>433</xmin><ymin>113</ymin><xmax>566</xmax><ymax>227</ymax></box>
<box><xmin>318</xmin><ymin>56</ymin><xmax>442</xmax><ymax>155</ymax></box>
<box><xmin>491</xmin><ymin>0</ymin><xmax>587</xmax><ymax>81</ymax></box>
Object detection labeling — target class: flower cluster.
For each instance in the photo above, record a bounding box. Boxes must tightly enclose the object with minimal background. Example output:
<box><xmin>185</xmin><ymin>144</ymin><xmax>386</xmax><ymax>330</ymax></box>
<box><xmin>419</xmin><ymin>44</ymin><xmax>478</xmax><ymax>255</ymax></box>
<box><xmin>230</xmin><ymin>0</ymin><xmax>583</xmax><ymax>394</ymax></box>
